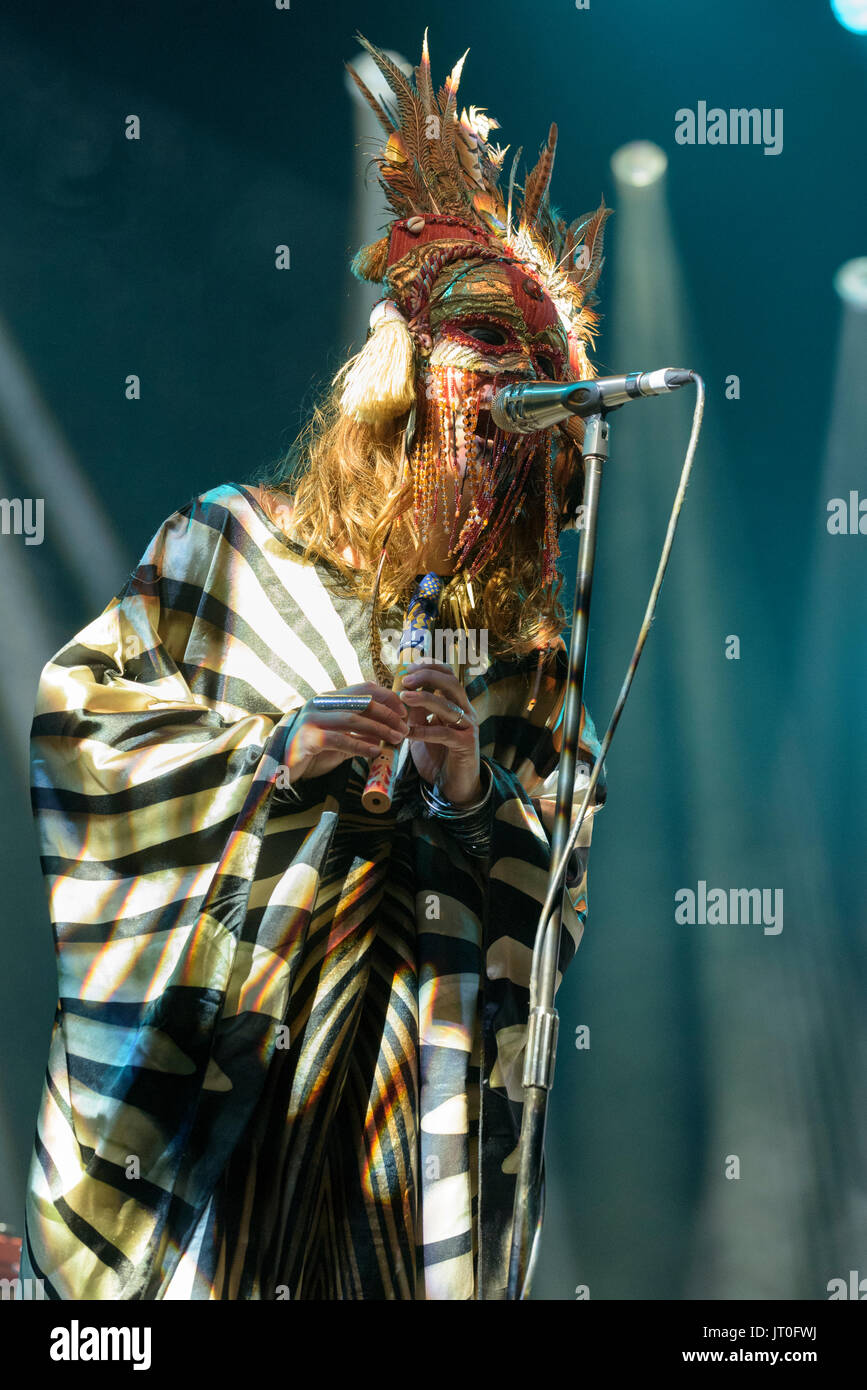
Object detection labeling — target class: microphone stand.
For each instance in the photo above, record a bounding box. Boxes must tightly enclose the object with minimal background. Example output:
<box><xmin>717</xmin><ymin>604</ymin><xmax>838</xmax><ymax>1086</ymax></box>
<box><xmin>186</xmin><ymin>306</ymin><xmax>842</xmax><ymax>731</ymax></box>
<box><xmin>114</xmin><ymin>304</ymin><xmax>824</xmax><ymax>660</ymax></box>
<box><xmin>505</xmin><ymin>409</ymin><xmax>610</xmax><ymax>1300</ymax></box>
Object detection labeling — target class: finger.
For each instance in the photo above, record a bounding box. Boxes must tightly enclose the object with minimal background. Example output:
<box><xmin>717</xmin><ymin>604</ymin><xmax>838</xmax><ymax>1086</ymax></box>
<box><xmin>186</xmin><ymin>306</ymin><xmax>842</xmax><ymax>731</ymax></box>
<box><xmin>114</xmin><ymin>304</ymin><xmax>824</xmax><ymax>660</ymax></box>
<box><xmin>366</xmin><ymin>696</ymin><xmax>412</xmax><ymax>736</ymax></box>
<box><xmin>313</xmin><ymin>696</ymin><xmax>408</xmax><ymax>739</ymax></box>
<box><xmin>402</xmin><ymin>664</ymin><xmax>469</xmax><ymax>695</ymax></box>
<box><xmin>355</xmin><ymin>683</ymin><xmax>408</xmax><ymax>723</ymax></box>
<box><xmin>399</xmin><ymin>691</ymin><xmax>477</xmax><ymax>728</ymax></box>
<box><xmin>402</xmin><ymin>702</ymin><xmax>430</xmax><ymax>729</ymax></box>
<box><xmin>404</xmin><ymin>658</ymin><xmax>453</xmax><ymax>676</ymax></box>
<box><xmin>407</xmin><ymin>725</ymin><xmax>475</xmax><ymax>745</ymax></box>
<box><xmin>310</xmin><ymin>710</ymin><xmax>407</xmax><ymax>745</ymax></box>
<box><xmin>400</xmin><ymin>667</ymin><xmax>473</xmax><ymax>714</ymax></box>
<box><xmin>318</xmin><ymin>730</ymin><xmax>383</xmax><ymax>760</ymax></box>
<box><xmin>402</xmin><ymin>658</ymin><xmax>460</xmax><ymax>685</ymax></box>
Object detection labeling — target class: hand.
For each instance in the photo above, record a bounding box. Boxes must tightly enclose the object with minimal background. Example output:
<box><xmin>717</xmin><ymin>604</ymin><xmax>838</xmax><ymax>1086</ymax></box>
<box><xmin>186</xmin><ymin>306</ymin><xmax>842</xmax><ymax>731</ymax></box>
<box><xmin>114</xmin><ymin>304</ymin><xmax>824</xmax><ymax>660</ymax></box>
<box><xmin>281</xmin><ymin>682</ymin><xmax>409</xmax><ymax>782</ymax></box>
<box><xmin>400</xmin><ymin>658</ymin><xmax>481</xmax><ymax>805</ymax></box>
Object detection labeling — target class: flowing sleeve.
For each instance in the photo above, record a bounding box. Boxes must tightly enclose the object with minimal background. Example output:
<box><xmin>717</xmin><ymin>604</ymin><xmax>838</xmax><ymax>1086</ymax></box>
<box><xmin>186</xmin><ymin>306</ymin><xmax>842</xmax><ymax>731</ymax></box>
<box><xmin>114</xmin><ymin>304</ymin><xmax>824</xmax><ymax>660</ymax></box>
<box><xmin>23</xmin><ymin>488</ymin><xmax>336</xmax><ymax>1298</ymax></box>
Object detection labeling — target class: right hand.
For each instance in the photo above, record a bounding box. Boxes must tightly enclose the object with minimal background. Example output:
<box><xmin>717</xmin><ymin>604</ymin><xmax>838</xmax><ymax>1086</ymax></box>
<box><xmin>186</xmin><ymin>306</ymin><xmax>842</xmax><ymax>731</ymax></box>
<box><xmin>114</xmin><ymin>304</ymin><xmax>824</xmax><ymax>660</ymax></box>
<box><xmin>280</xmin><ymin>682</ymin><xmax>410</xmax><ymax>782</ymax></box>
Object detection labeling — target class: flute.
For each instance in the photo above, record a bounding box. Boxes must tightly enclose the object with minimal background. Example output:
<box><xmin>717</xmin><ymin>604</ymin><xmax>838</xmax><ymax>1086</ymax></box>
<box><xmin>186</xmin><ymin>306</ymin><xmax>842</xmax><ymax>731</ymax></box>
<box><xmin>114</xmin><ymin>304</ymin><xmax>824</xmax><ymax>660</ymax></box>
<box><xmin>361</xmin><ymin>572</ymin><xmax>443</xmax><ymax>813</ymax></box>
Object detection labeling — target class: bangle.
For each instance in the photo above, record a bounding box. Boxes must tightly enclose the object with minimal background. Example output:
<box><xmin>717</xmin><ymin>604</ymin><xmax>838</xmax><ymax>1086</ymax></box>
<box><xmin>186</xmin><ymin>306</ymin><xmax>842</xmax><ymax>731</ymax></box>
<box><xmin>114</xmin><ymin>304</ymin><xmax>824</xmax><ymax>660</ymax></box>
<box><xmin>419</xmin><ymin>761</ymin><xmax>492</xmax><ymax>816</ymax></box>
<box><xmin>419</xmin><ymin>762</ymin><xmax>493</xmax><ymax>857</ymax></box>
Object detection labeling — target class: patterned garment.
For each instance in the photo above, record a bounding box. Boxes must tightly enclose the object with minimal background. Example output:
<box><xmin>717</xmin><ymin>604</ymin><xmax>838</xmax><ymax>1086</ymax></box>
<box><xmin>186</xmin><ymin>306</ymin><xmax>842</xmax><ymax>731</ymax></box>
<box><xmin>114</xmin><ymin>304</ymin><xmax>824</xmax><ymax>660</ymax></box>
<box><xmin>20</xmin><ymin>483</ymin><xmax>606</xmax><ymax>1300</ymax></box>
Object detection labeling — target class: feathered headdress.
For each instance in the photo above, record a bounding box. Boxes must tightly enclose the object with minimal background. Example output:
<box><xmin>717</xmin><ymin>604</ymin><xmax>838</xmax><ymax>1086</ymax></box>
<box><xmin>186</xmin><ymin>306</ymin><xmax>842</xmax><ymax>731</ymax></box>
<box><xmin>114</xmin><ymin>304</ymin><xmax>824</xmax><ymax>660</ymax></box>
<box><xmin>341</xmin><ymin>28</ymin><xmax>612</xmax><ymax>425</ymax></box>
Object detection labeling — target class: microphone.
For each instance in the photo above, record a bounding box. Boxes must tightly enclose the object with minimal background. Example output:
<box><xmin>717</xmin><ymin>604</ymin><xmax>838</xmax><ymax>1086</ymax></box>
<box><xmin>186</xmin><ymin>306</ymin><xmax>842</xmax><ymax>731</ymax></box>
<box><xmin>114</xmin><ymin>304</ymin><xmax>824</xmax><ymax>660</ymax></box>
<box><xmin>491</xmin><ymin>369</ymin><xmax>694</xmax><ymax>434</ymax></box>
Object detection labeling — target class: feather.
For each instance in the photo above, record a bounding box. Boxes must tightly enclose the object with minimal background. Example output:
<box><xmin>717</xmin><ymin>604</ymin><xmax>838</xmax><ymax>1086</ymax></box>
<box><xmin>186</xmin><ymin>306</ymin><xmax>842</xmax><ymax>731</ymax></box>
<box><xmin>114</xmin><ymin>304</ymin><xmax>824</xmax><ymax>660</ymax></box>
<box><xmin>414</xmin><ymin>27</ymin><xmax>436</xmax><ymax>119</ymax></box>
<box><xmin>550</xmin><ymin>222</ymin><xmax>578</xmax><ymax>275</ymax></box>
<box><xmin>474</xmin><ymin>138</ymin><xmax>509</xmax><ymax>198</ymax></box>
<box><xmin>437</xmin><ymin>49</ymin><xmax>469</xmax><ymax>133</ymax></box>
<box><xmin>548</xmin><ymin>206</ymin><xmax>567</xmax><ymax>255</ymax></box>
<box><xmin>521</xmin><ymin>123</ymin><xmax>558</xmax><ymax>228</ymax></box>
<box><xmin>426</xmin><ymin>67</ymin><xmax>476</xmax><ymax>215</ymax></box>
<box><xmin>482</xmin><ymin>179</ymin><xmax>508</xmax><ymax>232</ymax></box>
<box><xmin>462</xmin><ymin>105</ymin><xmax>500</xmax><ymax>143</ymax></box>
<box><xmin>379</xmin><ymin>161</ymin><xmax>423</xmax><ymax>206</ymax></box>
<box><xmin>355</xmin><ymin>33</ymin><xmax>432</xmax><ymax>184</ymax></box>
<box><xmin>472</xmin><ymin>189</ymin><xmax>507</xmax><ymax>235</ymax></box>
<box><xmin>567</xmin><ymin>205</ymin><xmax>608</xmax><ymax>254</ymax></box>
<box><xmin>412</xmin><ymin>156</ymin><xmax>441</xmax><ymax>215</ymax></box>
<box><xmin>461</xmin><ymin>106</ymin><xmax>506</xmax><ymax>190</ymax></box>
<box><xmin>374</xmin><ymin>136</ymin><xmax>426</xmax><ymax>212</ymax></box>
<box><xmin>344</xmin><ymin>61</ymin><xmax>398</xmax><ymax>136</ymax></box>
<box><xmin>505</xmin><ymin>145</ymin><xmax>523</xmax><ymax>242</ymax></box>
<box><xmin>383</xmin><ymin>131</ymin><xmax>409</xmax><ymax>163</ymax></box>
<box><xmin>430</xmin><ymin>140</ymin><xmax>475</xmax><ymax>212</ymax></box>
<box><xmin>350</xmin><ymin>235</ymin><xmax>390</xmax><ymax>283</ymax></box>
<box><xmin>455</xmin><ymin>123</ymin><xmax>485</xmax><ymax>188</ymax></box>
<box><xmin>355</xmin><ymin>33</ymin><xmax>417</xmax><ymax>114</ymax></box>
<box><xmin>347</xmin><ymin>32</ymin><xmax>609</xmax><ymax>322</ymax></box>
<box><xmin>573</xmin><ymin>199</ymin><xmax>612</xmax><ymax>291</ymax></box>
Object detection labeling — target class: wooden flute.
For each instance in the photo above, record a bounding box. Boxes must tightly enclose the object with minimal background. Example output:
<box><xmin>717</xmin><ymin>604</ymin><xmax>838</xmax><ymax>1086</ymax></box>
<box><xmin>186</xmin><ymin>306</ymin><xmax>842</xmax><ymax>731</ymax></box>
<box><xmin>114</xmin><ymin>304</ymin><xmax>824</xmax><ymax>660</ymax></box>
<box><xmin>361</xmin><ymin>572</ymin><xmax>443</xmax><ymax>813</ymax></box>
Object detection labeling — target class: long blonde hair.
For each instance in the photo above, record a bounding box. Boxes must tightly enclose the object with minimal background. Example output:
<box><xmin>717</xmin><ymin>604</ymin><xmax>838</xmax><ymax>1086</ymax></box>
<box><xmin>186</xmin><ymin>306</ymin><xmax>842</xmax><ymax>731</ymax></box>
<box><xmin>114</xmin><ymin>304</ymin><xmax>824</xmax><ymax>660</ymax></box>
<box><xmin>254</xmin><ymin>374</ymin><xmax>582</xmax><ymax>659</ymax></box>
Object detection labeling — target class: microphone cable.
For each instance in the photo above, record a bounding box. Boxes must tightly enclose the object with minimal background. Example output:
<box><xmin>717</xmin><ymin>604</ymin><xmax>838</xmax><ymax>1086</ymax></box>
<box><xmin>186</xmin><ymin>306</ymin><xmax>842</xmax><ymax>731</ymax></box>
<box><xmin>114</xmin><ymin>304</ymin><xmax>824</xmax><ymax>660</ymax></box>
<box><xmin>528</xmin><ymin>371</ymin><xmax>707</xmax><ymax>1026</ymax></box>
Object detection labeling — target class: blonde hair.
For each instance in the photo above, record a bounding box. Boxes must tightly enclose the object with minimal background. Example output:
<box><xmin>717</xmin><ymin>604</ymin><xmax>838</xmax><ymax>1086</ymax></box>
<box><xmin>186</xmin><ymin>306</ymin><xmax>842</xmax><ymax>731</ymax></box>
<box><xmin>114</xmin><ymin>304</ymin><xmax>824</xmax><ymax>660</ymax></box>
<box><xmin>254</xmin><ymin>373</ymin><xmax>582</xmax><ymax>660</ymax></box>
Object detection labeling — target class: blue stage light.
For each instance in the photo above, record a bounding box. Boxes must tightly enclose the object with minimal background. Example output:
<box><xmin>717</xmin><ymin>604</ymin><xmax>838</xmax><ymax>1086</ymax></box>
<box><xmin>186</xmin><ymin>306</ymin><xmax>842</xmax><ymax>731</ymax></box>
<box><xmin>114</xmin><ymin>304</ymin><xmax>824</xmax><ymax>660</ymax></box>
<box><xmin>831</xmin><ymin>0</ymin><xmax>867</xmax><ymax>34</ymax></box>
<box><xmin>834</xmin><ymin>258</ymin><xmax>867</xmax><ymax>308</ymax></box>
<box><xmin>610</xmin><ymin>141</ymin><xmax>668</xmax><ymax>188</ymax></box>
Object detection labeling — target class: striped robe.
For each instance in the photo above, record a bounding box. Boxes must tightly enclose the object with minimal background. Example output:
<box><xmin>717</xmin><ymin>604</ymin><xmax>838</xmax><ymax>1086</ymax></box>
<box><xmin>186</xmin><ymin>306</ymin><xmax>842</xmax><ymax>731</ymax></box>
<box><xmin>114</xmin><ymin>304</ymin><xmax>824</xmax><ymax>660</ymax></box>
<box><xmin>21</xmin><ymin>482</ymin><xmax>606</xmax><ymax>1300</ymax></box>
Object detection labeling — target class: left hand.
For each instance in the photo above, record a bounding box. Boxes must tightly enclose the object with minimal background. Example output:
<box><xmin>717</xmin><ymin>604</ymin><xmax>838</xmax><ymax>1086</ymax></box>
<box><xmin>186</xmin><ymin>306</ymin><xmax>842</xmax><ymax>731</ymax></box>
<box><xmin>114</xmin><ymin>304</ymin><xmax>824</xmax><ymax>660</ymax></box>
<box><xmin>400</xmin><ymin>658</ymin><xmax>482</xmax><ymax>805</ymax></box>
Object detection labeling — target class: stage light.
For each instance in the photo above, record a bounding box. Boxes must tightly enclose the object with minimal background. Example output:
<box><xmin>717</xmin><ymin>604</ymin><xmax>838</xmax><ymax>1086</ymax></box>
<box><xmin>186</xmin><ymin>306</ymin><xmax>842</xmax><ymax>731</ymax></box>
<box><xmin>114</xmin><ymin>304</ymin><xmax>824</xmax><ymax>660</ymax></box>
<box><xmin>834</xmin><ymin>257</ymin><xmax>867</xmax><ymax>309</ymax></box>
<box><xmin>610</xmin><ymin>140</ymin><xmax>668</xmax><ymax>188</ymax></box>
<box><xmin>831</xmin><ymin>0</ymin><xmax>867</xmax><ymax>33</ymax></box>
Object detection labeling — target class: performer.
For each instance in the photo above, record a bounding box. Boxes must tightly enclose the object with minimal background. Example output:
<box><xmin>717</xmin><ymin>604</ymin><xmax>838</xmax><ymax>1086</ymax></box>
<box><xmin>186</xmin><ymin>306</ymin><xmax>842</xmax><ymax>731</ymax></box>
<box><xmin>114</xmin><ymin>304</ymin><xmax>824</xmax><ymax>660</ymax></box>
<box><xmin>21</xmin><ymin>31</ymin><xmax>609</xmax><ymax>1300</ymax></box>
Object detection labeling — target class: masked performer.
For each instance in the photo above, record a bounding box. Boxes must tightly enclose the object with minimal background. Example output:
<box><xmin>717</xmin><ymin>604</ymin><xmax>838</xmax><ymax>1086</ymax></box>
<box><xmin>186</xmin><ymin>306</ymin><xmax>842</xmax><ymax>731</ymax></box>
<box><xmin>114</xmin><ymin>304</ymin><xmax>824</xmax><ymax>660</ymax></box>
<box><xmin>21</xmin><ymin>31</ymin><xmax>610</xmax><ymax>1300</ymax></box>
